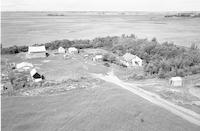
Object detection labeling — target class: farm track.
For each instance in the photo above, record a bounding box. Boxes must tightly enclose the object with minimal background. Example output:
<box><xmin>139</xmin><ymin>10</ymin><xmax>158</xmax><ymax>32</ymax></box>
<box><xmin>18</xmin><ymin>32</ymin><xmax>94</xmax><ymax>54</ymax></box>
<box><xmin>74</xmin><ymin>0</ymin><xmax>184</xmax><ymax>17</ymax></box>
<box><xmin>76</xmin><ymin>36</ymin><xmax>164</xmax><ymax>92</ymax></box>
<box><xmin>91</xmin><ymin>71</ymin><xmax>200</xmax><ymax>126</ymax></box>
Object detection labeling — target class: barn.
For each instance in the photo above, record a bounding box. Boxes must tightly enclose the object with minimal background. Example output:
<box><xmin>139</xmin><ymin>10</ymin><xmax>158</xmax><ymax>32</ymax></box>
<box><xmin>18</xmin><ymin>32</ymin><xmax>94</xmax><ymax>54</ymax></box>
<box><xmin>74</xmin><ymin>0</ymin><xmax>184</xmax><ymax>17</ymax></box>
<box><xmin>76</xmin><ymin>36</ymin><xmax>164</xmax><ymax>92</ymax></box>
<box><xmin>27</xmin><ymin>46</ymin><xmax>47</xmax><ymax>59</ymax></box>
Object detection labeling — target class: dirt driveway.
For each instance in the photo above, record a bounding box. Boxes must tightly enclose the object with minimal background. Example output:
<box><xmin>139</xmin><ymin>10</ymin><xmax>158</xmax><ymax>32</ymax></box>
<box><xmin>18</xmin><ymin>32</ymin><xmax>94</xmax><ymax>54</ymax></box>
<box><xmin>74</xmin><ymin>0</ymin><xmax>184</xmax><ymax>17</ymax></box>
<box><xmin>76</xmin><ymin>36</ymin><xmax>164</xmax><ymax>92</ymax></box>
<box><xmin>91</xmin><ymin>70</ymin><xmax>200</xmax><ymax>126</ymax></box>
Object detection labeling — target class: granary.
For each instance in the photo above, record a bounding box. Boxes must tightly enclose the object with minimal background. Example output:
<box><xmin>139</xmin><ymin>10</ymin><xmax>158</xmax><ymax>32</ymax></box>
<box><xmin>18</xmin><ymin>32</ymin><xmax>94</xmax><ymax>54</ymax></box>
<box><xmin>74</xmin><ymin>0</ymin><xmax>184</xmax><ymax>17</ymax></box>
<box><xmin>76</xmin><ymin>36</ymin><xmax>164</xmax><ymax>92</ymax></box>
<box><xmin>27</xmin><ymin>46</ymin><xmax>47</xmax><ymax>58</ymax></box>
<box><xmin>93</xmin><ymin>55</ymin><xmax>103</xmax><ymax>61</ymax></box>
<box><xmin>16</xmin><ymin>62</ymin><xmax>33</xmax><ymax>70</ymax></box>
<box><xmin>68</xmin><ymin>47</ymin><xmax>78</xmax><ymax>54</ymax></box>
<box><xmin>58</xmin><ymin>47</ymin><xmax>66</xmax><ymax>53</ymax></box>
<box><xmin>123</xmin><ymin>53</ymin><xmax>142</xmax><ymax>67</ymax></box>
<box><xmin>169</xmin><ymin>77</ymin><xmax>183</xmax><ymax>87</ymax></box>
<box><xmin>30</xmin><ymin>68</ymin><xmax>44</xmax><ymax>82</ymax></box>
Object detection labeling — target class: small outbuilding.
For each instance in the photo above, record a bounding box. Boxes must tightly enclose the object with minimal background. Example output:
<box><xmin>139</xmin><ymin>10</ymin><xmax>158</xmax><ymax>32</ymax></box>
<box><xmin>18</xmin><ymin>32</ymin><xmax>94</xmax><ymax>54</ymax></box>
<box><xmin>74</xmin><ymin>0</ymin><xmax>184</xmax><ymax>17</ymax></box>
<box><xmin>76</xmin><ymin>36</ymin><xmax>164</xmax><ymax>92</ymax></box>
<box><xmin>123</xmin><ymin>53</ymin><xmax>143</xmax><ymax>67</ymax></box>
<box><xmin>27</xmin><ymin>46</ymin><xmax>47</xmax><ymax>58</ymax></box>
<box><xmin>58</xmin><ymin>47</ymin><xmax>66</xmax><ymax>53</ymax></box>
<box><xmin>30</xmin><ymin>69</ymin><xmax>44</xmax><ymax>82</ymax></box>
<box><xmin>93</xmin><ymin>55</ymin><xmax>103</xmax><ymax>61</ymax></box>
<box><xmin>169</xmin><ymin>77</ymin><xmax>183</xmax><ymax>87</ymax></box>
<box><xmin>68</xmin><ymin>47</ymin><xmax>78</xmax><ymax>54</ymax></box>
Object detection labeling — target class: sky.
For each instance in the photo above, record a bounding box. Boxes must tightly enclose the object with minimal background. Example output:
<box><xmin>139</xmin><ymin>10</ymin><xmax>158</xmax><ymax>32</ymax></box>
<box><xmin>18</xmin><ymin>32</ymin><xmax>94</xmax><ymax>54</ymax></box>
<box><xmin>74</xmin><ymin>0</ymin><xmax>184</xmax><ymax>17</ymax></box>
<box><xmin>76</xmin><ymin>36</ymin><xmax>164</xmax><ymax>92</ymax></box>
<box><xmin>1</xmin><ymin>0</ymin><xmax>200</xmax><ymax>11</ymax></box>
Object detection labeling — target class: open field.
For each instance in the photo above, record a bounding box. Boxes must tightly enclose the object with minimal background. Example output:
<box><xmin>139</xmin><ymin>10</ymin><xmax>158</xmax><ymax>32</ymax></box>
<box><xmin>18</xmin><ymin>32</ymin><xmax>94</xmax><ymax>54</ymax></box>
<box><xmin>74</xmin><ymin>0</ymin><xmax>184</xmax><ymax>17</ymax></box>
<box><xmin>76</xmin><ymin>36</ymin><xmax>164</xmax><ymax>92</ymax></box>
<box><xmin>2</xmin><ymin>82</ymin><xmax>200</xmax><ymax>131</ymax></box>
<box><xmin>2</xmin><ymin>12</ymin><xmax>200</xmax><ymax>47</ymax></box>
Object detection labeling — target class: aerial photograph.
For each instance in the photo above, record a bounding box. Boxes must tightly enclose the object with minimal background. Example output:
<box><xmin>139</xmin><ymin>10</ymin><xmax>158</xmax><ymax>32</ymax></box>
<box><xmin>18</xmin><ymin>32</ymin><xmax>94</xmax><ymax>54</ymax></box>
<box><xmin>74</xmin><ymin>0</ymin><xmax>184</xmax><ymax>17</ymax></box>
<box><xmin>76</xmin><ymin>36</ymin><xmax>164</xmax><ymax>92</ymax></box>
<box><xmin>1</xmin><ymin>0</ymin><xmax>200</xmax><ymax>130</ymax></box>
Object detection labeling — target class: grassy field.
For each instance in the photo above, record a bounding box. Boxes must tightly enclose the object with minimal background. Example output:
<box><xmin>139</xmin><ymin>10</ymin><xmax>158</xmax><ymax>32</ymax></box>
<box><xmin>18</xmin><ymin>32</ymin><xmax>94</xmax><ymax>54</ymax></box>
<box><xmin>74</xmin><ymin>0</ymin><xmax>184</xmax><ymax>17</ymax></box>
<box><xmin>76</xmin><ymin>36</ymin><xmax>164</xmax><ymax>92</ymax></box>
<box><xmin>2</xmin><ymin>82</ymin><xmax>200</xmax><ymax>131</ymax></box>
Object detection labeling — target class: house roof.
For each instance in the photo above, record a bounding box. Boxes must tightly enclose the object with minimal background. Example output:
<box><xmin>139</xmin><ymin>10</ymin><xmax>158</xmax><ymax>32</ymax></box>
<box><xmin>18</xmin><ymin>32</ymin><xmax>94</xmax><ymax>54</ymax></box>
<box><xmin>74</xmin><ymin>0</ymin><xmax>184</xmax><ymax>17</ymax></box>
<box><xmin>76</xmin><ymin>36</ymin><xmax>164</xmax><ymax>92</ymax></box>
<box><xmin>95</xmin><ymin>55</ymin><xmax>103</xmax><ymax>59</ymax></box>
<box><xmin>170</xmin><ymin>77</ymin><xmax>182</xmax><ymax>81</ymax></box>
<box><xmin>123</xmin><ymin>53</ymin><xmax>141</xmax><ymax>62</ymax></box>
<box><xmin>28</xmin><ymin>46</ymin><xmax>46</xmax><ymax>53</ymax></box>
<box><xmin>68</xmin><ymin>47</ymin><xmax>78</xmax><ymax>53</ymax></box>
<box><xmin>68</xmin><ymin>47</ymin><xmax>78</xmax><ymax>51</ymax></box>
<box><xmin>16</xmin><ymin>62</ymin><xmax>33</xmax><ymax>69</ymax></box>
<box><xmin>30</xmin><ymin>68</ymin><xmax>37</xmax><ymax>76</ymax></box>
<box><xmin>58</xmin><ymin>47</ymin><xmax>65</xmax><ymax>50</ymax></box>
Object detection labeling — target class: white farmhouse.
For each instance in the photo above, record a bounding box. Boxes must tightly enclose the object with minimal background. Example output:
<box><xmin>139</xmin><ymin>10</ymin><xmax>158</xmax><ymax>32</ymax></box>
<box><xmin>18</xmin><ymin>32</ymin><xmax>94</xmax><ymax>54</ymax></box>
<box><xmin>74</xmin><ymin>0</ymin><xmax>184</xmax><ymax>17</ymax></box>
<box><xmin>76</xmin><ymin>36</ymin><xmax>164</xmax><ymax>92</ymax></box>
<box><xmin>123</xmin><ymin>53</ymin><xmax>142</xmax><ymax>67</ymax></box>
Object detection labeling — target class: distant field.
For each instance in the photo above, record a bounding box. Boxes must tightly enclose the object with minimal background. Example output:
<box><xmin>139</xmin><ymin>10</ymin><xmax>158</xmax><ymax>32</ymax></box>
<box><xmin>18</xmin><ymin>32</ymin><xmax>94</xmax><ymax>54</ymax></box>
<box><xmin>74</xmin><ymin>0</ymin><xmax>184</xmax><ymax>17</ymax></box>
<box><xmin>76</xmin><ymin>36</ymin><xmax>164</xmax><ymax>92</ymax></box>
<box><xmin>2</xmin><ymin>12</ymin><xmax>200</xmax><ymax>47</ymax></box>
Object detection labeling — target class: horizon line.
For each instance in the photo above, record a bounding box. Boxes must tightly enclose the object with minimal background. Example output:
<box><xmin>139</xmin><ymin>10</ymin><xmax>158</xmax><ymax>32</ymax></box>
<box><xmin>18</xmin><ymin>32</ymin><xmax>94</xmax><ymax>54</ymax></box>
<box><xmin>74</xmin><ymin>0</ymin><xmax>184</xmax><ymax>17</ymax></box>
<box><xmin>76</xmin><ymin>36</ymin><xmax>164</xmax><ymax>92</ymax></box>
<box><xmin>1</xmin><ymin>10</ymin><xmax>200</xmax><ymax>12</ymax></box>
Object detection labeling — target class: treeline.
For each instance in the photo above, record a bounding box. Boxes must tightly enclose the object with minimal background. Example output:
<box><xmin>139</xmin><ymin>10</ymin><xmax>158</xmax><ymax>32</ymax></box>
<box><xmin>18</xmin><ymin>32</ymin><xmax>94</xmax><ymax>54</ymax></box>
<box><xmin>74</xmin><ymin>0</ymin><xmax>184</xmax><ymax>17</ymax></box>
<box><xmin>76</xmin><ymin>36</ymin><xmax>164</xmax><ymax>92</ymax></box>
<box><xmin>1</xmin><ymin>34</ymin><xmax>200</xmax><ymax>78</ymax></box>
<box><xmin>108</xmin><ymin>35</ymin><xmax>200</xmax><ymax>78</ymax></box>
<box><xmin>1</xmin><ymin>45</ymin><xmax>28</xmax><ymax>54</ymax></box>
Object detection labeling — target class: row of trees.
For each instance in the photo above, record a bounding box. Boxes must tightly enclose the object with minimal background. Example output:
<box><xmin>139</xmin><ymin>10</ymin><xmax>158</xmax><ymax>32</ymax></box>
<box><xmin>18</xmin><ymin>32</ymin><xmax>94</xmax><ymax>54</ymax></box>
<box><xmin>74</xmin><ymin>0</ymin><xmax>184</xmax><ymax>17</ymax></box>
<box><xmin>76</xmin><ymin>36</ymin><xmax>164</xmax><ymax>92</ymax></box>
<box><xmin>1</xmin><ymin>34</ymin><xmax>200</xmax><ymax>78</ymax></box>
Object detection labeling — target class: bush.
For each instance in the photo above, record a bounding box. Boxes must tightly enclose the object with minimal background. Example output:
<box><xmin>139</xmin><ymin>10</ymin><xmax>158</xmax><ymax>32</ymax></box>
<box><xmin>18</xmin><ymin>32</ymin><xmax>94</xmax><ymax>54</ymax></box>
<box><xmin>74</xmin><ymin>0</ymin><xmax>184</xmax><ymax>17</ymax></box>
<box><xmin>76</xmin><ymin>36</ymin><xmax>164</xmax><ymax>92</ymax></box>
<box><xmin>103</xmin><ymin>54</ymin><xmax>116</xmax><ymax>63</ymax></box>
<box><xmin>104</xmin><ymin>63</ymin><xmax>110</xmax><ymax>67</ymax></box>
<box><xmin>128</xmin><ymin>73</ymin><xmax>145</xmax><ymax>80</ymax></box>
<box><xmin>1</xmin><ymin>45</ymin><xmax>28</xmax><ymax>54</ymax></box>
<box><xmin>8</xmin><ymin>72</ymin><xmax>30</xmax><ymax>90</ymax></box>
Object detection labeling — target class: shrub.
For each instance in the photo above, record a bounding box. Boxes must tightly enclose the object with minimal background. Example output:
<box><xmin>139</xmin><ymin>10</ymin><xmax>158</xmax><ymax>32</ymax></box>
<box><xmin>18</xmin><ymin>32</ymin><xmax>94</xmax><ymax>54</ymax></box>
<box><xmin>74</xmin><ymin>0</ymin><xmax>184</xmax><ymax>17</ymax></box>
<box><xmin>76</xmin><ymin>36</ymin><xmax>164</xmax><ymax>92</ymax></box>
<box><xmin>103</xmin><ymin>54</ymin><xmax>116</xmax><ymax>63</ymax></box>
<box><xmin>158</xmin><ymin>68</ymin><xmax>166</xmax><ymax>78</ymax></box>
<box><xmin>8</xmin><ymin>72</ymin><xmax>30</xmax><ymax>90</ymax></box>
<box><xmin>104</xmin><ymin>63</ymin><xmax>110</xmax><ymax>67</ymax></box>
<box><xmin>128</xmin><ymin>73</ymin><xmax>145</xmax><ymax>80</ymax></box>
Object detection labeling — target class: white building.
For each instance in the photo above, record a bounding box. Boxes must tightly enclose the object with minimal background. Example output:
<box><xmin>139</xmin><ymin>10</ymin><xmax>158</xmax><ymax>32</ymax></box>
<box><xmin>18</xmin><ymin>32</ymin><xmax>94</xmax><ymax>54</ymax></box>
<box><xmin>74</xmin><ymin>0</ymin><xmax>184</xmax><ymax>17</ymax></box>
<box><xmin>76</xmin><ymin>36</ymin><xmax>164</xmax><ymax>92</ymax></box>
<box><xmin>68</xmin><ymin>47</ymin><xmax>78</xmax><ymax>54</ymax></box>
<box><xmin>169</xmin><ymin>77</ymin><xmax>183</xmax><ymax>87</ymax></box>
<box><xmin>58</xmin><ymin>47</ymin><xmax>66</xmax><ymax>53</ymax></box>
<box><xmin>30</xmin><ymin>68</ymin><xmax>43</xmax><ymax>82</ymax></box>
<box><xmin>123</xmin><ymin>53</ymin><xmax>142</xmax><ymax>67</ymax></box>
<box><xmin>27</xmin><ymin>46</ymin><xmax>47</xmax><ymax>58</ymax></box>
<box><xmin>93</xmin><ymin>55</ymin><xmax>103</xmax><ymax>61</ymax></box>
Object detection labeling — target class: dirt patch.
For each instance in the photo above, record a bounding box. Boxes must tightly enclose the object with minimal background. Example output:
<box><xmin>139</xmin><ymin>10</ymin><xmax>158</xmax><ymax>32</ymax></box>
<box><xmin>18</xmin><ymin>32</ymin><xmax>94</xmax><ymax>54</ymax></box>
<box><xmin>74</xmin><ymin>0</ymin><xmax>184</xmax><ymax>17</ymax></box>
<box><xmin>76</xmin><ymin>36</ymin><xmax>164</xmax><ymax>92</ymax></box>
<box><xmin>113</xmin><ymin>65</ymin><xmax>145</xmax><ymax>81</ymax></box>
<box><xmin>41</xmin><ymin>60</ymin><xmax>51</xmax><ymax>63</ymax></box>
<box><xmin>15</xmin><ymin>77</ymin><xmax>102</xmax><ymax>96</ymax></box>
